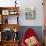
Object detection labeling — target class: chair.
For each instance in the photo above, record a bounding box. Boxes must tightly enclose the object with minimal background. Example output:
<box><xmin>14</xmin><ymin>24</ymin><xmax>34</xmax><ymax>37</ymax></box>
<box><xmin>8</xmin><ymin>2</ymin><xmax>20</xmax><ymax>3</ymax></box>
<box><xmin>21</xmin><ymin>28</ymin><xmax>41</xmax><ymax>46</ymax></box>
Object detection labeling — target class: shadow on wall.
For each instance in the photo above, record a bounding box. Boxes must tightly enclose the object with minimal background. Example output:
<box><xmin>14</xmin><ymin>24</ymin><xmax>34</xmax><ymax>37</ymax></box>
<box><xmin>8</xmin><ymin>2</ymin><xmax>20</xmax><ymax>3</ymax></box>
<box><xmin>18</xmin><ymin>26</ymin><xmax>43</xmax><ymax>43</ymax></box>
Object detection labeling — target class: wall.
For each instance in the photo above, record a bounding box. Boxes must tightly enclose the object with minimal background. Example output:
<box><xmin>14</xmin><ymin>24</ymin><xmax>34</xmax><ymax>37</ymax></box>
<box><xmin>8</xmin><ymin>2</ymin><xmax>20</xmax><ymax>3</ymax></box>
<box><xmin>0</xmin><ymin>0</ymin><xmax>15</xmax><ymax>7</ymax></box>
<box><xmin>0</xmin><ymin>0</ymin><xmax>44</xmax><ymax>26</ymax></box>
<box><xmin>18</xmin><ymin>0</ymin><xmax>44</xmax><ymax>26</ymax></box>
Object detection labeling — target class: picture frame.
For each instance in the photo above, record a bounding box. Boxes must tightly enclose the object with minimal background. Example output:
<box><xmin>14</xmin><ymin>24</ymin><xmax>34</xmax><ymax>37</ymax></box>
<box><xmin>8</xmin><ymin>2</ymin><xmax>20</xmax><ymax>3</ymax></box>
<box><xmin>2</xmin><ymin>10</ymin><xmax>9</xmax><ymax>15</ymax></box>
<box><xmin>9</xmin><ymin>10</ymin><xmax>18</xmax><ymax>15</ymax></box>
<box><xmin>25</xmin><ymin>8</ymin><xmax>36</xmax><ymax>20</ymax></box>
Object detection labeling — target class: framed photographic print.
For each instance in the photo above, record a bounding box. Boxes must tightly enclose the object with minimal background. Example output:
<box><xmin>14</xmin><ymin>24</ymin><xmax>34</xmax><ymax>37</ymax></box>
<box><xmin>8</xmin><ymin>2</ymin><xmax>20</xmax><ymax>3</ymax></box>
<box><xmin>9</xmin><ymin>9</ymin><xmax>18</xmax><ymax>15</ymax></box>
<box><xmin>25</xmin><ymin>8</ymin><xmax>36</xmax><ymax>20</ymax></box>
<box><xmin>2</xmin><ymin>10</ymin><xmax>9</xmax><ymax>15</ymax></box>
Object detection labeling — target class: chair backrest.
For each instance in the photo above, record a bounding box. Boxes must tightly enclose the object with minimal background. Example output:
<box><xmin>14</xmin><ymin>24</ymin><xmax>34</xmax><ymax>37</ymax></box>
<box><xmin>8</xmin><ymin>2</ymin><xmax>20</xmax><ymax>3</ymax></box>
<box><xmin>21</xmin><ymin>28</ymin><xmax>41</xmax><ymax>46</ymax></box>
<box><xmin>21</xmin><ymin>28</ymin><xmax>37</xmax><ymax>46</ymax></box>
<box><xmin>23</xmin><ymin>28</ymin><xmax>36</xmax><ymax>41</ymax></box>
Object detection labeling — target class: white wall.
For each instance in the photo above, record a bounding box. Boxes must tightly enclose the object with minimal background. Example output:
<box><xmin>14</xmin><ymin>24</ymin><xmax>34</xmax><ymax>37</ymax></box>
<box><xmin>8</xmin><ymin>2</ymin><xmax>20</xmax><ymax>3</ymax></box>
<box><xmin>0</xmin><ymin>0</ymin><xmax>44</xmax><ymax>26</ymax></box>
<box><xmin>18</xmin><ymin>0</ymin><xmax>44</xmax><ymax>26</ymax></box>
<box><xmin>0</xmin><ymin>0</ymin><xmax>15</xmax><ymax>7</ymax></box>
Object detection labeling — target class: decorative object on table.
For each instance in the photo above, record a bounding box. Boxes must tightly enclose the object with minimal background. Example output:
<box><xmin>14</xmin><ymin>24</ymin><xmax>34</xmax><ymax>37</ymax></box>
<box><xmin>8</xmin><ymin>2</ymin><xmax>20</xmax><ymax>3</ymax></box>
<box><xmin>25</xmin><ymin>8</ymin><xmax>36</xmax><ymax>20</ymax></box>
<box><xmin>21</xmin><ymin>28</ymin><xmax>41</xmax><ymax>46</ymax></box>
